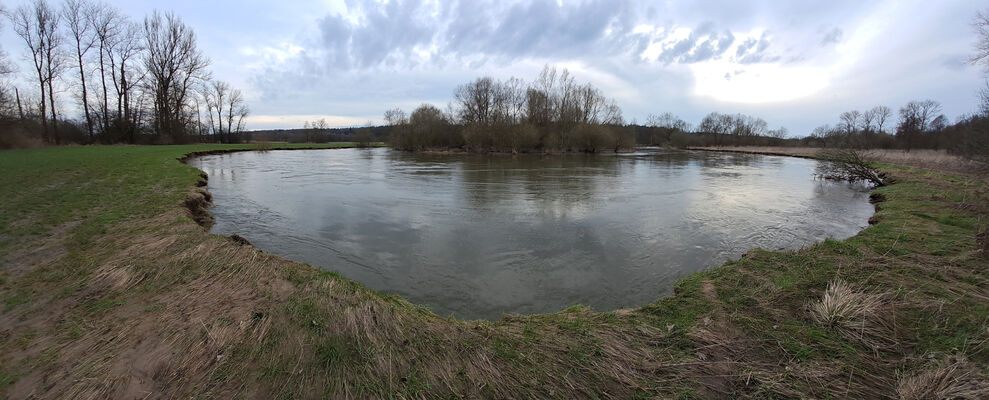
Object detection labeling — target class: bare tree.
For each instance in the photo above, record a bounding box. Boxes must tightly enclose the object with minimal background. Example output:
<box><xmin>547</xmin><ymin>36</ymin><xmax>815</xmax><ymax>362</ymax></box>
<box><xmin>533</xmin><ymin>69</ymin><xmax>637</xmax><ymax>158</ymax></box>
<box><xmin>89</xmin><ymin>2</ymin><xmax>120</xmax><ymax>134</ymax></box>
<box><xmin>972</xmin><ymin>11</ymin><xmax>989</xmax><ymax>117</ymax></box>
<box><xmin>0</xmin><ymin>6</ymin><xmax>17</xmax><ymax>119</ymax></box>
<box><xmin>872</xmin><ymin>105</ymin><xmax>892</xmax><ymax>133</ymax></box>
<box><xmin>860</xmin><ymin>109</ymin><xmax>876</xmax><ymax>132</ymax></box>
<box><xmin>40</xmin><ymin>1</ymin><xmax>63</xmax><ymax>142</ymax></box>
<box><xmin>810</xmin><ymin>124</ymin><xmax>841</xmax><ymax>147</ymax></box>
<box><xmin>980</xmin><ymin>80</ymin><xmax>989</xmax><ymax>117</ymax></box>
<box><xmin>972</xmin><ymin>9</ymin><xmax>989</xmax><ymax>70</ymax></box>
<box><xmin>107</xmin><ymin>21</ymin><xmax>144</xmax><ymax>141</ymax></box>
<box><xmin>202</xmin><ymin>79</ymin><xmax>226</xmax><ymax>139</ymax></box>
<box><xmin>310</xmin><ymin>118</ymin><xmax>328</xmax><ymax>143</ymax></box>
<box><xmin>839</xmin><ymin>110</ymin><xmax>861</xmax><ymax>134</ymax></box>
<box><xmin>454</xmin><ymin>77</ymin><xmax>494</xmax><ymax>126</ymax></box>
<box><xmin>8</xmin><ymin>0</ymin><xmax>63</xmax><ymax>143</ymax></box>
<box><xmin>899</xmin><ymin>100</ymin><xmax>943</xmax><ymax>132</ymax></box>
<box><xmin>225</xmin><ymin>87</ymin><xmax>248</xmax><ymax>140</ymax></box>
<box><xmin>897</xmin><ymin>100</ymin><xmax>944</xmax><ymax>151</ymax></box>
<box><xmin>384</xmin><ymin>108</ymin><xmax>407</xmax><ymax>125</ymax></box>
<box><xmin>202</xmin><ymin>79</ymin><xmax>247</xmax><ymax>143</ymax></box>
<box><xmin>768</xmin><ymin>127</ymin><xmax>788</xmax><ymax>139</ymax></box>
<box><xmin>143</xmin><ymin>10</ymin><xmax>210</xmax><ymax>142</ymax></box>
<box><xmin>63</xmin><ymin>0</ymin><xmax>95</xmax><ymax>138</ymax></box>
<box><xmin>646</xmin><ymin>112</ymin><xmax>690</xmax><ymax>144</ymax></box>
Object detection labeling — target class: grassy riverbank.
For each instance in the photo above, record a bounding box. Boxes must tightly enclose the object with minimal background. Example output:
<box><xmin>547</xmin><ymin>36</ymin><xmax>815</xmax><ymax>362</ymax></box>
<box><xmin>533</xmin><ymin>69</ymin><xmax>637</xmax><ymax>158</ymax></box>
<box><xmin>1</xmin><ymin>144</ymin><xmax>987</xmax><ymax>398</ymax></box>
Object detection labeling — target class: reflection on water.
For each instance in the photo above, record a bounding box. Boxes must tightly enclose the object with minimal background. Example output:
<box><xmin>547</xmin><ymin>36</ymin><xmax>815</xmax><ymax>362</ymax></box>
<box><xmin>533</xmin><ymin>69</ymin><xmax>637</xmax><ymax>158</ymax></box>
<box><xmin>191</xmin><ymin>148</ymin><xmax>873</xmax><ymax>320</ymax></box>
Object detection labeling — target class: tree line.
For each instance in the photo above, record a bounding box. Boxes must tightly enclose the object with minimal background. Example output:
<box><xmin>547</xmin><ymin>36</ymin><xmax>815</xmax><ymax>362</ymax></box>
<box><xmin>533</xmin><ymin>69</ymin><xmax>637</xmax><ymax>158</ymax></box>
<box><xmin>0</xmin><ymin>0</ymin><xmax>248</xmax><ymax>148</ymax></box>
<box><xmin>381</xmin><ymin>66</ymin><xmax>985</xmax><ymax>159</ymax></box>
<box><xmin>385</xmin><ymin>66</ymin><xmax>634</xmax><ymax>153</ymax></box>
<box><xmin>801</xmin><ymin>99</ymin><xmax>987</xmax><ymax>162</ymax></box>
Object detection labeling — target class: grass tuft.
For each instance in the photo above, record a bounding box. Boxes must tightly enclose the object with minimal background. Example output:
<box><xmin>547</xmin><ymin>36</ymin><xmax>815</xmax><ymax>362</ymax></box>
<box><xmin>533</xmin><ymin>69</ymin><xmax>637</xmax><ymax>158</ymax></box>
<box><xmin>810</xmin><ymin>279</ymin><xmax>898</xmax><ymax>350</ymax></box>
<box><xmin>897</xmin><ymin>355</ymin><xmax>989</xmax><ymax>400</ymax></box>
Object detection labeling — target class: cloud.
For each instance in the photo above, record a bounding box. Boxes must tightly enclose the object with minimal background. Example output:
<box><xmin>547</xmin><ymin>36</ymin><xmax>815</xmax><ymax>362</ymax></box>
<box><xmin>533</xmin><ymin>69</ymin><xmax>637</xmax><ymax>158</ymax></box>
<box><xmin>316</xmin><ymin>0</ymin><xmax>437</xmax><ymax>69</ymax></box>
<box><xmin>820</xmin><ymin>27</ymin><xmax>843</xmax><ymax>46</ymax></box>
<box><xmin>733</xmin><ymin>33</ymin><xmax>778</xmax><ymax>64</ymax></box>
<box><xmin>296</xmin><ymin>0</ymin><xmax>793</xmax><ymax>72</ymax></box>
<box><xmin>234</xmin><ymin>0</ymin><xmax>983</xmax><ymax>133</ymax></box>
<box><xmin>308</xmin><ymin>0</ymin><xmax>636</xmax><ymax>70</ymax></box>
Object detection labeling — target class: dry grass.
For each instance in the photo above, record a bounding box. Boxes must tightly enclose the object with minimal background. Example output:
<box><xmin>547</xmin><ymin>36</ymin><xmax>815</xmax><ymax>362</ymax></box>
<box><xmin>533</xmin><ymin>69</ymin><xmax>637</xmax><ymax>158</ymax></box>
<box><xmin>689</xmin><ymin>146</ymin><xmax>988</xmax><ymax>177</ymax></box>
<box><xmin>810</xmin><ymin>280</ymin><xmax>898</xmax><ymax>350</ymax></box>
<box><xmin>897</xmin><ymin>355</ymin><xmax>989</xmax><ymax>400</ymax></box>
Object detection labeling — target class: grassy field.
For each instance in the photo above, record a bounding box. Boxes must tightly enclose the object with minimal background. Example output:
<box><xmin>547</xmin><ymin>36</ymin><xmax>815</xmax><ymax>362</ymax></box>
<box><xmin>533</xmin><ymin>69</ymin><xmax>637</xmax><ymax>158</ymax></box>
<box><xmin>0</xmin><ymin>144</ymin><xmax>987</xmax><ymax>398</ymax></box>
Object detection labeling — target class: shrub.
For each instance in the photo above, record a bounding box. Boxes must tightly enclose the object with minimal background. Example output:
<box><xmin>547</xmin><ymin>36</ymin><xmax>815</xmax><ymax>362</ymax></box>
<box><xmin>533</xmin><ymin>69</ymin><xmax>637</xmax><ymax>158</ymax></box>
<box><xmin>816</xmin><ymin>149</ymin><xmax>885</xmax><ymax>186</ymax></box>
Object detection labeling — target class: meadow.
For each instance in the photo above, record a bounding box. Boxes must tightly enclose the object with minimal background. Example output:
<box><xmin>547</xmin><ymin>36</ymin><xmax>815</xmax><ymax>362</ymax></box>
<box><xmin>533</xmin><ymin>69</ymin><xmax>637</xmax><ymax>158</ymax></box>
<box><xmin>0</xmin><ymin>144</ymin><xmax>986</xmax><ymax>398</ymax></box>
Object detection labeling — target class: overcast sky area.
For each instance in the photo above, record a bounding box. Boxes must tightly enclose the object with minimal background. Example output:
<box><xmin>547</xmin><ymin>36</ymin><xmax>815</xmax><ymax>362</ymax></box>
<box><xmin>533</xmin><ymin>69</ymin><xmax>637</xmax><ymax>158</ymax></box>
<box><xmin>1</xmin><ymin>0</ymin><xmax>985</xmax><ymax>135</ymax></box>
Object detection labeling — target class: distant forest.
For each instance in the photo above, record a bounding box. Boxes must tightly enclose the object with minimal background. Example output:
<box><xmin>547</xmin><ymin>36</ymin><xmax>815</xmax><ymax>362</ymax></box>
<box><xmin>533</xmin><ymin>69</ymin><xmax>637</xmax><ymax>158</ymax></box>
<box><xmin>248</xmin><ymin>126</ymin><xmax>388</xmax><ymax>145</ymax></box>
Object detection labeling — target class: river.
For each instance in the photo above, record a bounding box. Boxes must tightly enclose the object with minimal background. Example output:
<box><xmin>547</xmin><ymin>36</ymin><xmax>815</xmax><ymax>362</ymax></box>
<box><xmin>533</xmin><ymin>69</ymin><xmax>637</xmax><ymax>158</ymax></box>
<box><xmin>190</xmin><ymin>147</ymin><xmax>873</xmax><ymax>320</ymax></box>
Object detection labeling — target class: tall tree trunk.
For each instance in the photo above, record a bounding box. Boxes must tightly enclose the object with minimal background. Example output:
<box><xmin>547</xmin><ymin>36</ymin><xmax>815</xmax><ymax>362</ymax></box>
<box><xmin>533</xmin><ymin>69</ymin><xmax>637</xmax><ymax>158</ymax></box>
<box><xmin>120</xmin><ymin>62</ymin><xmax>132</xmax><ymax>143</ymax></box>
<box><xmin>76</xmin><ymin>46</ymin><xmax>93</xmax><ymax>139</ymax></box>
<box><xmin>15</xmin><ymin>88</ymin><xmax>24</xmax><ymax>120</ymax></box>
<box><xmin>48</xmin><ymin>78</ymin><xmax>59</xmax><ymax>144</ymax></box>
<box><xmin>37</xmin><ymin>77</ymin><xmax>48</xmax><ymax>143</ymax></box>
<box><xmin>99</xmin><ymin>45</ymin><xmax>109</xmax><ymax>134</ymax></box>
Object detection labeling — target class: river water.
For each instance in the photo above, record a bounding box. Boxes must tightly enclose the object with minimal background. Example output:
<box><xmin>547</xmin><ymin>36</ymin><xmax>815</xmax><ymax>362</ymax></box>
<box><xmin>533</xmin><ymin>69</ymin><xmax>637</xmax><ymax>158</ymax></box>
<box><xmin>190</xmin><ymin>147</ymin><xmax>873</xmax><ymax>320</ymax></box>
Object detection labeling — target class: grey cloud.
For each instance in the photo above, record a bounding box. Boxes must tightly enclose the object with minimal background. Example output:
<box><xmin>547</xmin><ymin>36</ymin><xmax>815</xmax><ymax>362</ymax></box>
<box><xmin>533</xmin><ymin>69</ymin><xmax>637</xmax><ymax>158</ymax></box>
<box><xmin>820</xmin><ymin>27</ymin><xmax>842</xmax><ymax>46</ymax></box>
<box><xmin>736</xmin><ymin>38</ymin><xmax>757</xmax><ymax>57</ymax></box>
<box><xmin>317</xmin><ymin>0</ymin><xmax>435</xmax><ymax>69</ymax></box>
<box><xmin>941</xmin><ymin>54</ymin><xmax>969</xmax><ymax>71</ymax></box>
<box><xmin>735</xmin><ymin>32</ymin><xmax>777</xmax><ymax>64</ymax></box>
<box><xmin>314</xmin><ymin>0</ymin><xmax>633</xmax><ymax>70</ymax></box>
<box><xmin>656</xmin><ymin>23</ymin><xmax>739</xmax><ymax>64</ymax></box>
<box><xmin>311</xmin><ymin>0</ymin><xmax>755</xmax><ymax>71</ymax></box>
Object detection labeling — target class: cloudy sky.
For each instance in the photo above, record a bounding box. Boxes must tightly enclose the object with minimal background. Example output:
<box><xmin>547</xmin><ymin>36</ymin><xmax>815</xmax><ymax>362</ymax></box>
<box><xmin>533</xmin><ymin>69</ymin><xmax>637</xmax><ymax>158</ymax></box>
<box><xmin>1</xmin><ymin>0</ymin><xmax>984</xmax><ymax>135</ymax></box>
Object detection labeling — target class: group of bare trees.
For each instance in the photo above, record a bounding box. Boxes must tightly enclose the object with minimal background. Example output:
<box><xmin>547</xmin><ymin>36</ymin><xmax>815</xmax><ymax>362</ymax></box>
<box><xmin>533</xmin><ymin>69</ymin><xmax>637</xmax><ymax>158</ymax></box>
<box><xmin>696</xmin><ymin>112</ymin><xmax>787</xmax><ymax>143</ymax></box>
<box><xmin>809</xmin><ymin>105</ymin><xmax>896</xmax><ymax>148</ymax></box>
<box><xmin>635</xmin><ymin>111</ymin><xmax>788</xmax><ymax>148</ymax></box>
<box><xmin>642</xmin><ymin>112</ymin><xmax>692</xmax><ymax>145</ymax></box>
<box><xmin>387</xmin><ymin>66</ymin><xmax>632</xmax><ymax>153</ymax></box>
<box><xmin>0</xmin><ymin>0</ymin><xmax>248</xmax><ymax>147</ymax></box>
<box><xmin>804</xmin><ymin>101</ymin><xmax>954</xmax><ymax>151</ymax></box>
<box><xmin>201</xmin><ymin>80</ymin><xmax>248</xmax><ymax>144</ymax></box>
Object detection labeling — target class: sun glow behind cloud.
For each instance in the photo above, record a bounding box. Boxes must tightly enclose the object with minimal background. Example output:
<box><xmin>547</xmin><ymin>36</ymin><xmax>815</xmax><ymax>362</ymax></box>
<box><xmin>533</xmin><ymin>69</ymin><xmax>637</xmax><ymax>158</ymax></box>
<box><xmin>690</xmin><ymin>61</ymin><xmax>831</xmax><ymax>104</ymax></box>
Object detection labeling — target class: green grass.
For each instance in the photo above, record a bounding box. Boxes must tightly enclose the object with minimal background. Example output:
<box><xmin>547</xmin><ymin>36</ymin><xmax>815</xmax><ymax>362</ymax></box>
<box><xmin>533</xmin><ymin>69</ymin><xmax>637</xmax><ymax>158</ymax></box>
<box><xmin>0</xmin><ymin>143</ymin><xmax>986</xmax><ymax>398</ymax></box>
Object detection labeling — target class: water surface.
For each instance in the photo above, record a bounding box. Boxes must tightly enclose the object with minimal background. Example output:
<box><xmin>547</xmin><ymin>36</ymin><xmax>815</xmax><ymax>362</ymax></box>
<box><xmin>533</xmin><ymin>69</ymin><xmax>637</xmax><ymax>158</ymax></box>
<box><xmin>191</xmin><ymin>148</ymin><xmax>873</xmax><ymax>320</ymax></box>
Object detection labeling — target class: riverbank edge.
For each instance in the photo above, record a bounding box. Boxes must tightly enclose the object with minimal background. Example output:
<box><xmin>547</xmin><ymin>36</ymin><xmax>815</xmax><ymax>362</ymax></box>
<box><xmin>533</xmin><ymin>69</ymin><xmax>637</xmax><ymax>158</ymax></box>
<box><xmin>176</xmin><ymin>143</ymin><xmax>384</xmax><ymax>230</ymax></box>
<box><xmin>167</xmin><ymin>144</ymin><xmax>989</xmax><ymax>398</ymax></box>
<box><xmin>685</xmin><ymin>145</ymin><xmax>819</xmax><ymax>160</ymax></box>
<box><xmin>0</xmin><ymin>144</ymin><xmax>986</xmax><ymax>398</ymax></box>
